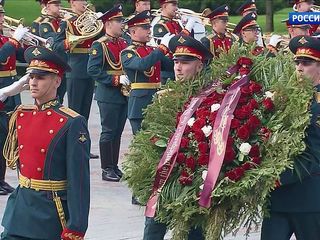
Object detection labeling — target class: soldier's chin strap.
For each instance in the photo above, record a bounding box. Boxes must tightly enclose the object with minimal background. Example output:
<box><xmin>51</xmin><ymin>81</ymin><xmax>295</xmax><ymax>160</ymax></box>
<box><xmin>3</xmin><ymin>110</ymin><xmax>19</xmax><ymax>170</ymax></box>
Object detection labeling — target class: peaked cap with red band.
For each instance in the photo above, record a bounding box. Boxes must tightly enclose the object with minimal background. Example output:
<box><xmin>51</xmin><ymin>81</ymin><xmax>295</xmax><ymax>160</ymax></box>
<box><xmin>159</xmin><ymin>0</ymin><xmax>178</xmax><ymax>5</ymax></box>
<box><xmin>294</xmin><ymin>0</ymin><xmax>314</xmax><ymax>5</ymax></box>
<box><xmin>98</xmin><ymin>4</ymin><xmax>123</xmax><ymax>23</ymax></box>
<box><xmin>236</xmin><ymin>0</ymin><xmax>257</xmax><ymax>15</ymax></box>
<box><xmin>124</xmin><ymin>10</ymin><xmax>151</xmax><ymax>28</ymax></box>
<box><xmin>25</xmin><ymin>46</ymin><xmax>71</xmax><ymax>78</ymax></box>
<box><xmin>233</xmin><ymin>12</ymin><xmax>259</xmax><ymax>35</ymax></box>
<box><xmin>168</xmin><ymin>34</ymin><xmax>213</xmax><ymax>62</ymax></box>
<box><xmin>203</xmin><ymin>4</ymin><xmax>229</xmax><ymax>21</ymax></box>
<box><xmin>289</xmin><ymin>35</ymin><xmax>320</xmax><ymax>61</ymax></box>
<box><xmin>282</xmin><ymin>18</ymin><xmax>310</xmax><ymax>30</ymax></box>
<box><xmin>41</xmin><ymin>0</ymin><xmax>61</xmax><ymax>5</ymax></box>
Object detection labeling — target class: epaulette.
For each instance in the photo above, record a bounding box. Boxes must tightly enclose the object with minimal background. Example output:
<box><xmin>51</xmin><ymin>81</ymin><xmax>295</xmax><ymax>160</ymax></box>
<box><xmin>34</xmin><ymin>16</ymin><xmax>44</xmax><ymax>23</ymax></box>
<box><xmin>59</xmin><ymin>106</ymin><xmax>79</xmax><ymax>118</ymax></box>
<box><xmin>41</xmin><ymin>17</ymin><xmax>51</xmax><ymax>23</ymax></box>
<box><xmin>125</xmin><ymin>45</ymin><xmax>136</xmax><ymax>51</ymax></box>
<box><xmin>97</xmin><ymin>35</ymin><xmax>109</xmax><ymax>43</ymax></box>
<box><xmin>17</xmin><ymin>104</ymin><xmax>37</xmax><ymax>111</ymax></box>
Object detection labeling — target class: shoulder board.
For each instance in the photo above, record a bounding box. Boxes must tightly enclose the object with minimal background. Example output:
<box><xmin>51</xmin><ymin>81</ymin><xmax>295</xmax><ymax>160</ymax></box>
<box><xmin>97</xmin><ymin>35</ymin><xmax>109</xmax><ymax>43</ymax></box>
<box><xmin>125</xmin><ymin>45</ymin><xmax>136</xmax><ymax>51</ymax></box>
<box><xmin>207</xmin><ymin>34</ymin><xmax>215</xmax><ymax>39</ymax></box>
<box><xmin>59</xmin><ymin>106</ymin><xmax>80</xmax><ymax>118</ymax></box>
<box><xmin>41</xmin><ymin>17</ymin><xmax>51</xmax><ymax>23</ymax></box>
<box><xmin>34</xmin><ymin>16</ymin><xmax>44</xmax><ymax>23</ymax></box>
<box><xmin>315</xmin><ymin>92</ymin><xmax>320</xmax><ymax>104</ymax></box>
<box><xmin>17</xmin><ymin>104</ymin><xmax>37</xmax><ymax>111</ymax></box>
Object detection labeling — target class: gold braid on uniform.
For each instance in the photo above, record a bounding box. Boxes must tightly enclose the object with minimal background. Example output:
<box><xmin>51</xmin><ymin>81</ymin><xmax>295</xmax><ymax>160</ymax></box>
<box><xmin>101</xmin><ymin>43</ymin><xmax>122</xmax><ymax>71</ymax></box>
<box><xmin>3</xmin><ymin>110</ymin><xmax>19</xmax><ymax>169</ymax></box>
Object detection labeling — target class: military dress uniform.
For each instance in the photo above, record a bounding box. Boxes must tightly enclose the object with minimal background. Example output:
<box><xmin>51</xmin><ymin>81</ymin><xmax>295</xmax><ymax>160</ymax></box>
<box><xmin>52</xmin><ymin>9</ymin><xmax>99</xmax><ymax>122</ymax></box>
<box><xmin>233</xmin><ymin>13</ymin><xmax>264</xmax><ymax>56</ymax></box>
<box><xmin>39</xmin><ymin>0</ymin><xmax>67</xmax><ymax>103</ymax></box>
<box><xmin>121</xmin><ymin>10</ymin><xmax>173</xmax><ymax>135</ymax></box>
<box><xmin>200</xmin><ymin>5</ymin><xmax>233</xmax><ymax>58</ymax></box>
<box><xmin>1</xmin><ymin>46</ymin><xmax>90</xmax><ymax>240</ymax></box>
<box><xmin>87</xmin><ymin>5</ymin><xmax>128</xmax><ymax>182</ymax></box>
<box><xmin>261</xmin><ymin>36</ymin><xmax>320</xmax><ymax>240</ymax></box>
<box><xmin>31</xmin><ymin>0</ymin><xmax>47</xmax><ymax>37</ymax></box>
<box><xmin>143</xmin><ymin>34</ymin><xmax>213</xmax><ymax>240</ymax></box>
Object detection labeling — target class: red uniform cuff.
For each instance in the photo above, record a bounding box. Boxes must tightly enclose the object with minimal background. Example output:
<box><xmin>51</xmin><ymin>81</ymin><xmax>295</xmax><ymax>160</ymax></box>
<box><xmin>8</xmin><ymin>38</ymin><xmax>21</xmax><ymax>49</ymax></box>
<box><xmin>112</xmin><ymin>75</ymin><xmax>120</xmax><ymax>86</ymax></box>
<box><xmin>181</xmin><ymin>29</ymin><xmax>191</xmax><ymax>36</ymax></box>
<box><xmin>61</xmin><ymin>228</ymin><xmax>85</xmax><ymax>240</ymax></box>
<box><xmin>158</xmin><ymin>44</ymin><xmax>169</xmax><ymax>55</ymax></box>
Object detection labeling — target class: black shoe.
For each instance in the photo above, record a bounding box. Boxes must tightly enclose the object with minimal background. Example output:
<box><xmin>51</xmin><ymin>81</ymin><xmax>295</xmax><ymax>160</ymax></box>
<box><xmin>90</xmin><ymin>153</ymin><xmax>99</xmax><ymax>159</ymax></box>
<box><xmin>0</xmin><ymin>186</ymin><xmax>8</xmax><ymax>195</ymax></box>
<box><xmin>0</xmin><ymin>181</ymin><xmax>15</xmax><ymax>193</ymax></box>
<box><xmin>114</xmin><ymin>167</ymin><xmax>123</xmax><ymax>178</ymax></box>
<box><xmin>131</xmin><ymin>195</ymin><xmax>144</xmax><ymax>206</ymax></box>
<box><xmin>102</xmin><ymin>168</ymin><xmax>120</xmax><ymax>182</ymax></box>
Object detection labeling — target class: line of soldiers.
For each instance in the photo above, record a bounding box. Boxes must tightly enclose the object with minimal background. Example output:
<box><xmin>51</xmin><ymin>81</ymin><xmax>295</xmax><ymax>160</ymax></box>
<box><xmin>0</xmin><ymin>0</ymin><xmax>319</xmax><ymax>239</ymax></box>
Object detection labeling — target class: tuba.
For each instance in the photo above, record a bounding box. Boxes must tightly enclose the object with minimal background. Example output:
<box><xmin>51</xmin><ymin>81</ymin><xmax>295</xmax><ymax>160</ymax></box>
<box><xmin>66</xmin><ymin>4</ymin><xmax>103</xmax><ymax>51</ymax></box>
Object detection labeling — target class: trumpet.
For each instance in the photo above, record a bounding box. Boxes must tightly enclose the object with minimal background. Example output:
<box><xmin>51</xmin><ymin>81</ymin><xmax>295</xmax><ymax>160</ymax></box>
<box><xmin>4</xmin><ymin>16</ymin><xmax>24</xmax><ymax>27</ymax></box>
<box><xmin>41</xmin><ymin>6</ymin><xmax>74</xmax><ymax>19</ymax></box>
<box><xmin>65</xmin><ymin>4</ymin><xmax>103</xmax><ymax>51</ymax></box>
<box><xmin>293</xmin><ymin>4</ymin><xmax>320</xmax><ymax>12</ymax></box>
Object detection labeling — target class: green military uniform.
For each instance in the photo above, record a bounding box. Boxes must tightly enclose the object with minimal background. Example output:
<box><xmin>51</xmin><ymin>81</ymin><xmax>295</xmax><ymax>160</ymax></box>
<box><xmin>261</xmin><ymin>36</ymin><xmax>320</xmax><ymax>240</ymax></box>
<box><xmin>1</xmin><ymin>46</ymin><xmax>90</xmax><ymax>240</ymax></box>
<box><xmin>87</xmin><ymin>5</ymin><xmax>128</xmax><ymax>182</ymax></box>
<box><xmin>39</xmin><ymin>9</ymin><xmax>67</xmax><ymax>103</ymax></box>
<box><xmin>121</xmin><ymin>10</ymin><xmax>173</xmax><ymax>135</ymax></box>
<box><xmin>52</xmin><ymin>11</ymin><xmax>100</xmax><ymax>121</ymax></box>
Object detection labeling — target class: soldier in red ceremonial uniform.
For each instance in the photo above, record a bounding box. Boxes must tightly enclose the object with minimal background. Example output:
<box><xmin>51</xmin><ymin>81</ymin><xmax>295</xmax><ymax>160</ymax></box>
<box><xmin>53</xmin><ymin>0</ymin><xmax>100</xmax><ymax>158</ymax></box>
<box><xmin>1</xmin><ymin>46</ymin><xmax>90</xmax><ymax>240</ymax></box>
<box><xmin>87</xmin><ymin>5</ymin><xmax>128</xmax><ymax>182</ymax></box>
<box><xmin>201</xmin><ymin>5</ymin><xmax>233</xmax><ymax>58</ymax></box>
<box><xmin>31</xmin><ymin>0</ymin><xmax>47</xmax><ymax>36</ymax></box>
<box><xmin>39</xmin><ymin>0</ymin><xmax>67</xmax><ymax>103</ymax></box>
<box><xmin>0</xmin><ymin>2</ymin><xmax>29</xmax><ymax>195</ymax></box>
<box><xmin>233</xmin><ymin>12</ymin><xmax>264</xmax><ymax>56</ymax></box>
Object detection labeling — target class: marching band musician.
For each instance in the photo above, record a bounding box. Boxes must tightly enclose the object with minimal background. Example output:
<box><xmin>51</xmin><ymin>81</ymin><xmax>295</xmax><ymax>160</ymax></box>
<box><xmin>1</xmin><ymin>46</ymin><xmax>90</xmax><ymax>240</ymax></box>
<box><xmin>283</xmin><ymin>18</ymin><xmax>311</xmax><ymax>39</ymax></box>
<box><xmin>87</xmin><ymin>5</ymin><xmax>128</xmax><ymax>182</ymax></box>
<box><xmin>52</xmin><ymin>0</ymin><xmax>100</xmax><ymax>158</ymax></box>
<box><xmin>39</xmin><ymin>0</ymin><xmax>67</xmax><ymax>103</ymax></box>
<box><xmin>200</xmin><ymin>5</ymin><xmax>233</xmax><ymax>58</ymax></box>
<box><xmin>293</xmin><ymin>0</ymin><xmax>320</xmax><ymax>35</ymax></box>
<box><xmin>233</xmin><ymin>12</ymin><xmax>264</xmax><ymax>56</ymax></box>
<box><xmin>31</xmin><ymin>0</ymin><xmax>47</xmax><ymax>36</ymax></box>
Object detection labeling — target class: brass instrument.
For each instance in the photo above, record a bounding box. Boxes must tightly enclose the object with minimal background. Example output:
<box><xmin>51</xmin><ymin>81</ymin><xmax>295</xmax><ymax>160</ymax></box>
<box><xmin>3</xmin><ymin>16</ymin><xmax>48</xmax><ymax>46</ymax></box>
<box><xmin>41</xmin><ymin>6</ymin><xmax>74</xmax><ymax>19</ymax></box>
<box><xmin>293</xmin><ymin>4</ymin><xmax>320</xmax><ymax>12</ymax></box>
<box><xmin>66</xmin><ymin>4</ymin><xmax>103</xmax><ymax>51</ymax></box>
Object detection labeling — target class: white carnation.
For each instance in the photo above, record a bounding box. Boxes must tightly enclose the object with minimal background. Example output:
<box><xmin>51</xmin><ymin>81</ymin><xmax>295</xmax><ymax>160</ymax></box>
<box><xmin>264</xmin><ymin>91</ymin><xmax>274</xmax><ymax>100</ymax></box>
<box><xmin>201</xmin><ymin>125</ymin><xmax>212</xmax><ymax>137</ymax></box>
<box><xmin>239</xmin><ymin>142</ymin><xmax>252</xmax><ymax>155</ymax></box>
<box><xmin>210</xmin><ymin>103</ymin><xmax>221</xmax><ymax>112</ymax></box>
<box><xmin>187</xmin><ymin>117</ymin><xmax>195</xmax><ymax>127</ymax></box>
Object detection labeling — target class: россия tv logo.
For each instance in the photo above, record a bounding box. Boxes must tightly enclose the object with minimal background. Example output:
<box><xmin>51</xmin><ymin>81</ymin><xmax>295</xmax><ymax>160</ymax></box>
<box><xmin>289</xmin><ymin>12</ymin><xmax>320</xmax><ymax>25</ymax></box>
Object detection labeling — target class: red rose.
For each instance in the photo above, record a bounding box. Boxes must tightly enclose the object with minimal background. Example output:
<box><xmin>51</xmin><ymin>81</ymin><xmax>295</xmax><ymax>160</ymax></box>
<box><xmin>194</xmin><ymin>129</ymin><xmax>205</xmax><ymax>142</ymax></box>
<box><xmin>198</xmin><ymin>142</ymin><xmax>209</xmax><ymax>154</ymax></box>
<box><xmin>234</xmin><ymin>106</ymin><xmax>251</xmax><ymax>120</ymax></box>
<box><xmin>230</xmin><ymin>118</ymin><xmax>241</xmax><ymax>129</ymax></box>
<box><xmin>240</xmin><ymin>85</ymin><xmax>252</xmax><ymax>97</ymax></box>
<box><xmin>209</xmin><ymin>111</ymin><xmax>218</xmax><ymax>122</ymax></box>
<box><xmin>262</xmin><ymin>98</ymin><xmax>274</xmax><ymax>112</ymax></box>
<box><xmin>176</xmin><ymin>152</ymin><xmax>186</xmax><ymax>164</ymax></box>
<box><xmin>248</xmin><ymin>99</ymin><xmax>259</xmax><ymax>110</ymax></box>
<box><xmin>259</xmin><ymin>127</ymin><xmax>272</xmax><ymax>141</ymax></box>
<box><xmin>225</xmin><ymin>170</ymin><xmax>237</xmax><ymax>181</ymax></box>
<box><xmin>198</xmin><ymin>154</ymin><xmax>209</xmax><ymax>166</ymax></box>
<box><xmin>227</xmin><ymin>136</ymin><xmax>234</xmax><ymax>147</ymax></box>
<box><xmin>192</xmin><ymin>118</ymin><xmax>206</xmax><ymax>131</ymax></box>
<box><xmin>180</xmin><ymin>137</ymin><xmax>190</xmax><ymax>149</ymax></box>
<box><xmin>196</xmin><ymin>108</ymin><xmax>210</xmax><ymax>119</ymax></box>
<box><xmin>224</xmin><ymin>146</ymin><xmax>236</xmax><ymax>163</ymax></box>
<box><xmin>242</xmin><ymin>162</ymin><xmax>253</xmax><ymax>171</ymax></box>
<box><xmin>179</xmin><ymin>170</ymin><xmax>193</xmax><ymax>185</ymax></box>
<box><xmin>239</xmin><ymin>67</ymin><xmax>250</xmax><ymax>76</ymax></box>
<box><xmin>202</xmin><ymin>96</ymin><xmax>219</xmax><ymax>106</ymax></box>
<box><xmin>226</xmin><ymin>167</ymin><xmax>244</xmax><ymax>181</ymax></box>
<box><xmin>252</xmin><ymin>156</ymin><xmax>261</xmax><ymax>165</ymax></box>
<box><xmin>249</xmin><ymin>144</ymin><xmax>260</xmax><ymax>157</ymax></box>
<box><xmin>185</xmin><ymin>156</ymin><xmax>196</xmax><ymax>170</ymax></box>
<box><xmin>247</xmin><ymin>115</ymin><xmax>261</xmax><ymax>130</ymax></box>
<box><xmin>238</xmin><ymin>96</ymin><xmax>248</xmax><ymax>105</ymax></box>
<box><xmin>237</xmin><ymin>125</ymin><xmax>251</xmax><ymax>141</ymax></box>
<box><xmin>249</xmin><ymin>81</ymin><xmax>262</xmax><ymax>93</ymax></box>
<box><xmin>237</xmin><ymin>57</ymin><xmax>253</xmax><ymax>66</ymax></box>
<box><xmin>184</xmin><ymin>126</ymin><xmax>192</xmax><ymax>134</ymax></box>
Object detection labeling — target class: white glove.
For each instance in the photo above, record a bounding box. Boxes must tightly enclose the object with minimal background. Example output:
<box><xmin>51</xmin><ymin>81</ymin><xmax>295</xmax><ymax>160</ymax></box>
<box><xmin>96</xmin><ymin>12</ymin><xmax>104</xmax><ymax>18</ymax></box>
<box><xmin>119</xmin><ymin>75</ymin><xmax>130</xmax><ymax>86</ymax></box>
<box><xmin>185</xmin><ymin>17</ymin><xmax>197</xmax><ymax>33</ymax></box>
<box><xmin>12</xmin><ymin>25</ymin><xmax>29</xmax><ymax>42</ymax></box>
<box><xmin>0</xmin><ymin>74</ymin><xmax>29</xmax><ymax>102</ymax></box>
<box><xmin>268</xmin><ymin>35</ymin><xmax>282</xmax><ymax>47</ymax></box>
<box><xmin>160</xmin><ymin>33</ymin><xmax>174</xmax><ymax>48</ymax></box>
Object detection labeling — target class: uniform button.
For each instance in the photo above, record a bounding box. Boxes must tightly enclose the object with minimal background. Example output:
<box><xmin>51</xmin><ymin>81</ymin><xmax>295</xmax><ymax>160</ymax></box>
<box><xmin>59</xmin><ymin>118</ymin><xmax>64</xmax><ymax>123</ymax></box>
<box><xmin>47</xmin><ymin>111</ymin><xmax>52</xmax><ymax>116</ymax></box>
<box><xmin>20</xmin><ymin>164</ymin><xmax>24</xmax><ymax>168</ymax></box>
<box><xmin>19</xmin><ymin>145</ymin><xmax>23</xmax><ymax>149</ymax></box>
<box><xmin>17</xmin><ymin>125</ymin><xmax>22</xmax><ymax>129</ymax></box>
<box><xmin>40</xmin><ymin>148</ymin><xmax>46</xmax><ymax>153</ymax></box>
<box><xmin>49</xmin><ymin>130</ymin><xmax>54</xmax><ymax>134</ymax></box>
<box><xmin>33</xmin><ymin>111</ymin><xmax>37</xmax><ymax>115</ymax></box>
<box><xmin>20</xmin><ymin>113</ymin><xmax>24</xmax><ymax>117</ymax></box>
<box><xmin>37</xmin><ymin>167</ymin><xmax>42</xmax><ymax>172</ymax></box>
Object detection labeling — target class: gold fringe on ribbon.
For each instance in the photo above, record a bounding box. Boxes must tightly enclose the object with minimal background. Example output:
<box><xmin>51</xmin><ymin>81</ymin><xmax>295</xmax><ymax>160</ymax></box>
<box><xmin>3</xmin><ymin>110</ymin><xmax>19</xmax><ymax>169</ymax></box>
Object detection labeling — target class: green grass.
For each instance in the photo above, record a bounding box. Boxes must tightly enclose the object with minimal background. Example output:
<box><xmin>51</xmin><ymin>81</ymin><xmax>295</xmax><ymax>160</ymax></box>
<box><xmin>4</xmin><ymin>1</ymin><xmax>291</xmax><ymax>33</ymax></box>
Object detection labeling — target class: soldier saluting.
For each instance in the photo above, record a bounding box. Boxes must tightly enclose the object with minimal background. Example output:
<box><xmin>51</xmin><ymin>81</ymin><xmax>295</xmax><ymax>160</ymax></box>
<box><xmin>87</xmin><ymin>5</ymin><xmax>128</xmax><ymax>182</ymax></box>
<box><xmin>1</xmin><ymin>46</ymin><xmax>90</xmax><ymax>240</ymax></box>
